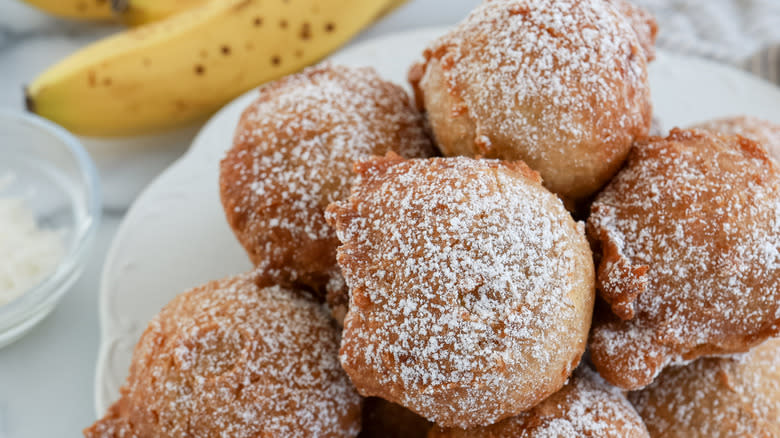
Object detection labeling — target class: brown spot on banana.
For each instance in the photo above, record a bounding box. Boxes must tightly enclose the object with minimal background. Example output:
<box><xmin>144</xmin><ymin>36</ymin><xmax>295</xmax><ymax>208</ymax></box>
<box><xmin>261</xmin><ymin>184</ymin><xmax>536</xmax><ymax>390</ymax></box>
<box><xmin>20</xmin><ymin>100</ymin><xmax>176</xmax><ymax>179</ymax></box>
<box><xmin>300</xmin><ymin>22</ymin><xmax>311</xmax><ymax>40</ymax></box>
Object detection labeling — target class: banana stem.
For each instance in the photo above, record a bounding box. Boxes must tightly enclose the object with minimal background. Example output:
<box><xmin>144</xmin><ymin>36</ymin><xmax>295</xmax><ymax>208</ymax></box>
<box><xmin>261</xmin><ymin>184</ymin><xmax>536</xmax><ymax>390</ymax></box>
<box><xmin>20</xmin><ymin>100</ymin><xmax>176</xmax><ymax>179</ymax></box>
<box><xmin>24</xmin><ymin>87</ymin><xmax>35</xmax><ymax>113</ymax></box>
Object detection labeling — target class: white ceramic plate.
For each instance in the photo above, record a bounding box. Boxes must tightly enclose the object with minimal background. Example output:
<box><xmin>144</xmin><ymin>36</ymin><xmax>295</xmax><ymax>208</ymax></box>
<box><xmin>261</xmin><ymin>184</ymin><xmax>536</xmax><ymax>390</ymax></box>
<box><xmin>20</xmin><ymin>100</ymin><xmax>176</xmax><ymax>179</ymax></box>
<box><xmin>95</xmin><ymin>26</ymin><xmax>780</xmax><ymax>415</ymax></box>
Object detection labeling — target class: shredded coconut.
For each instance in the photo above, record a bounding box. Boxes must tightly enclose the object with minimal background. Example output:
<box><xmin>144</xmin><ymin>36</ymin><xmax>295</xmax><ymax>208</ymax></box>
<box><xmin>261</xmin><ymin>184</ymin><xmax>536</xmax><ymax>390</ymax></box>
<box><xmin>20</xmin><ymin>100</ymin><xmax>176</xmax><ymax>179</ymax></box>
<box><xmin>0</xmin><ymin>174</ymin><xmax>64</xmax><ymax>307</ymax></box>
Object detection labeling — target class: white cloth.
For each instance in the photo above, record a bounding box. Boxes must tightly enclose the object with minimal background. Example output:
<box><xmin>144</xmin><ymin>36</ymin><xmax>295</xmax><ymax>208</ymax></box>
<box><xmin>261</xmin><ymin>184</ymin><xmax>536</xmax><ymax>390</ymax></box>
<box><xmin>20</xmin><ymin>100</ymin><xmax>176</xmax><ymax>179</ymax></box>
<box><xmin>631</xmin><ymin>0</ymin><xmax>780</xmax><ymax>83</ymax></box>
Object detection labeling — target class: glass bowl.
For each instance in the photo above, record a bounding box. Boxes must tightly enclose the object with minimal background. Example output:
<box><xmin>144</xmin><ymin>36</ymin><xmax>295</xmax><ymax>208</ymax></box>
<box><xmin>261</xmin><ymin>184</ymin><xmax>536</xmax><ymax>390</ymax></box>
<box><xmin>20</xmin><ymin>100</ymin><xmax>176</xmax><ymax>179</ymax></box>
<box><xmin>0</xmin><ymin>110</ymin><xmax>101</xmax><ymax>348</ymax></box>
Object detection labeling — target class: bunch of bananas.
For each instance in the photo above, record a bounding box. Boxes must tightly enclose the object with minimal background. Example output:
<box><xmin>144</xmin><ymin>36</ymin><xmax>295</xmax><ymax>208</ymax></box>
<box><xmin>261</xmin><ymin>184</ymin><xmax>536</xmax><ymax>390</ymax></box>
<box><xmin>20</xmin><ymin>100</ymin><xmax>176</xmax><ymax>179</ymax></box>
<box><xmin>24</xmin><ymin>0</ymin><xmax>407</xmax><ymax>137</ymax></box>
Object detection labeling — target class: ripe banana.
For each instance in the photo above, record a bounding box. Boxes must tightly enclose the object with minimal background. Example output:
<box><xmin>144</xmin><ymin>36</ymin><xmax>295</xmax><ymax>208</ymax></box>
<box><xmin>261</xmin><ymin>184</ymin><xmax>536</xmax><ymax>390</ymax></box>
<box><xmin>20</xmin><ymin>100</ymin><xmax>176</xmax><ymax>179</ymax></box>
<box><xmin>21</xmin><ymin>0</ymin><xmax>114</xmax><ymax>21</ymax></box>
<box><xmin>113</xmin><ymin>0</ymin><xmax>408</xmax><ymax>27</ymax></box>
<box><xmin>112</xmin><ymin>0</ymin><xmax>207</xmax><ymax>26</ymax></box>
<box><xmin>27</xmin><ymin>0</ymin><xmax>407</xmax><ymax>137</ymax></box>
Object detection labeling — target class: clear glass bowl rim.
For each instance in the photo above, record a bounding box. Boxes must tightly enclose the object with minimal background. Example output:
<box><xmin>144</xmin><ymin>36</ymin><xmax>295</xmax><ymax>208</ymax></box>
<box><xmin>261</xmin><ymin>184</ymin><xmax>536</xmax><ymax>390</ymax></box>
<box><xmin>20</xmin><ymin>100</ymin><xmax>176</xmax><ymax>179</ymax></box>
<box><xmin>0</xmin><ymin>109</ymin><xmax>102</xmax><ymax>334</ymax></box>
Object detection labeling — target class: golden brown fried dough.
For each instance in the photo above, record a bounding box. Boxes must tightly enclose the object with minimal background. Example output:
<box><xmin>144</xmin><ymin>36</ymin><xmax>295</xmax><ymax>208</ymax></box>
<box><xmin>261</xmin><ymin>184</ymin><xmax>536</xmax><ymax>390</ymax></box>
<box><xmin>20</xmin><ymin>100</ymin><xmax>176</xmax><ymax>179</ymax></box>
<box><xmin>359</xmin><ymin>397</ymin><xmax>432</xmax><ymax>438</ymax></box>
<box><xmin>409</xmin><ymin>0</ymin><xmax>652</xmax><ymax>203</ymax></box>
<box><xmin>430</xmin><ymin>367</ymin><xmax>650</xmax><ymax>438</ymax></box>
<box><xmin>84</xmin><ymin>274</ymin><xmax>361</xmax><ymax>438</ymax></box>
<box><xmin>630</xmin><ymin>338</ymin><xmax>780</xmax><ymax>437</ymax></box>
<box><xmin>220</xmin><ymin>63</ymin><xmax>434</xmax><ymax>319</ymax></box>
<box><xmin>610</xmin><ymin>0</ymin><xmax>658</xmax><ymax>61</ymax></box>
<box><xmin>692</xmin><ymin>115</ymin><xmax>780</xmax><ymax>160</ymax></box>
<box><xmin>588</xmin><ymin>129</ymin><xmax>780</xmax><ymax>390</ymax></box>
<box><xmin>326</xmin><ymin>154</ymin><xmax>595</xmax><ymax>428</ymax></box>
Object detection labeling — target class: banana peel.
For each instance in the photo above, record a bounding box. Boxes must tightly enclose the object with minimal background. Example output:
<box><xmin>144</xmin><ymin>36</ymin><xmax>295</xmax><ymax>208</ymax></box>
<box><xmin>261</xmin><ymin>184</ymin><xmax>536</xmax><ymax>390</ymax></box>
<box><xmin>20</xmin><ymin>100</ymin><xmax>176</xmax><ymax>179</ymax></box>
<box><xmin>26</xmin><ymin>0</ymin><xmax>409</xmax><ymax>137</ymax></box>
<box><xmin>22</xmin><ymin>0</ymin><xmax>114</xmax><ymax>21</ymax></box>
<box><xmin>112</xmin><ymin>0</ymin><xmax>208</xmax><ymax>26</ymax></box>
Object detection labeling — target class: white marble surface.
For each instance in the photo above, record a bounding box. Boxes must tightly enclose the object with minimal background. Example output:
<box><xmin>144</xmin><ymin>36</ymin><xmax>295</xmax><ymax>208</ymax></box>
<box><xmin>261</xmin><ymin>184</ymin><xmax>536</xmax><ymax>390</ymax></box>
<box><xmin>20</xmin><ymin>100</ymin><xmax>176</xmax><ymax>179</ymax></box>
<box><xmin>1</xmin><ymin>0</ymin><xmax>778</xmax><ymax>436</ymax></box>
<box><xmin>0</xmin><ymin>0</ymin><xmax>479</xmax><ymax>437</ymax></box>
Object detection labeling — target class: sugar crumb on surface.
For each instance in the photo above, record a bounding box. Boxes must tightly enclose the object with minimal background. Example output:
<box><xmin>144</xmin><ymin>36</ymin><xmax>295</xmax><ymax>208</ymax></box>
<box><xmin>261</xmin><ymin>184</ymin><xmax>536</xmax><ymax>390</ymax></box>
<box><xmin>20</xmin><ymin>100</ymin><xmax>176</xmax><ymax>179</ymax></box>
<box><xmin>629</xmin><ymin>338</ymin><xmax>780</xmax><ymax>437</ymax></box>
<box><xmin>329</xmin><ymin>156</ymin><xmax>594</xmax><ymax>428</ymax></box>
<box><xmin>589</xmin><ymin>129</ymin><xmax>780</xmax><ymax>389</ymax></box>
<box><xmin>85</xmin><ymin>274</ymin><xmax>361</xmax><ymax>438</ymax></box>
<box><xmin>691</xmin><ymin>115</ymin><xmax>780</xmax><ymax>160</ymax></box>
<box><xmin>414</xmin><ymin>0</ymin><xmax>651</xmax><ymax>200</ymax></box>
<box><xmin>220</xmin><ymin>63</ymin><xmax>433</xmax><ymax>297</ymax></box>
<box><xmin>431</xmin><ymin>367</ymin><xmax>650</xmax><ymax>437</ymax></box>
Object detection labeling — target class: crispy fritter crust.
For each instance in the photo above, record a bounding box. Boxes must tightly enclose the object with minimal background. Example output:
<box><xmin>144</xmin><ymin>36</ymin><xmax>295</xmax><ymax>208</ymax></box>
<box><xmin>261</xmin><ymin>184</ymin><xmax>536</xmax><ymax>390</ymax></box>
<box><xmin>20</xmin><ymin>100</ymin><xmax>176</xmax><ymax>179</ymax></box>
<box><xmin>692</xmin><ymin>115</ymin><xmax>780</xmax><ymax>160</ymax></box>
<box><xmin>84</xmin><ymin>274</ymin><xmax>361</xmax><ymax>437</ymax></box>
<box><xmin>220</xmin><ymin>64</ymin><xmax>434</xmax><ymax>319</ymax></box>
<box><xmin>327</xmin><ymin>154</ymin><xmax>594</xmax><ymax>428</ymax></box>
<box><xmin>409</xmin><ymin>0</ymin><xmax>652</xmax><ymax>203</ymax></box>
<box><xmin>430</xmin><ymin>367</ymin><xmax>650</xmax><ymax>437</ymax></box>
<box><xmin>588</xmin><ymin>129</ymin><xmax>780</xmax><ymax>390</ymax></box>
<box><xmin>630</xmin><ymin>338</ymin><xmax>780</xmax><ymax>437</ymax></box>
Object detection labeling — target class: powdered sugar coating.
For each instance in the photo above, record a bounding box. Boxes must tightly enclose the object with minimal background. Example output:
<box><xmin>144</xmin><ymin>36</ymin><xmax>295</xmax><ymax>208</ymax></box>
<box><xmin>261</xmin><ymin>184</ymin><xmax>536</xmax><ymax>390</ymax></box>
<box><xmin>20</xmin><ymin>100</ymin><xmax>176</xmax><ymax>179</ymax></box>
<box><xmin>220</xmin><ymin>63</ymin><xmax>434</xmax><ymax>310</ymax></box>
<box><xmin>327</xmin><ymin>155</ymin><xmax>595</xmax><ymax>428</ymax></box>
<box><xmin>588</xmin><ymin>129</ymin><xmax>780</xmax><ymax>390</ymax></box>
<box><xmin>431</xmin><ymin>367</ymin><xmax>650</xmax><ymax>437</ymax></box>
<box><xmin>610</xmin><ymin>0</ymin><xmax>658</xmax><ymax>61</ymax></box>
<box><xmin>411</xmin><ymin>0</ymin><xmax>651</xmax><ymax>201</ymax></box>
<box><xmin>629</xmin><ymin>337</ymin><xmax>780</xmax><ymax>437</ymax></box>
<box><xmin>692</xmin><ymin>115</ymin><xmax>780</xmax><ymax>160</ymax></box>
<box><xmin>84</xmin><ymin>274</ymin><xmax>361</xmax><ymax>438</ymax></box>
